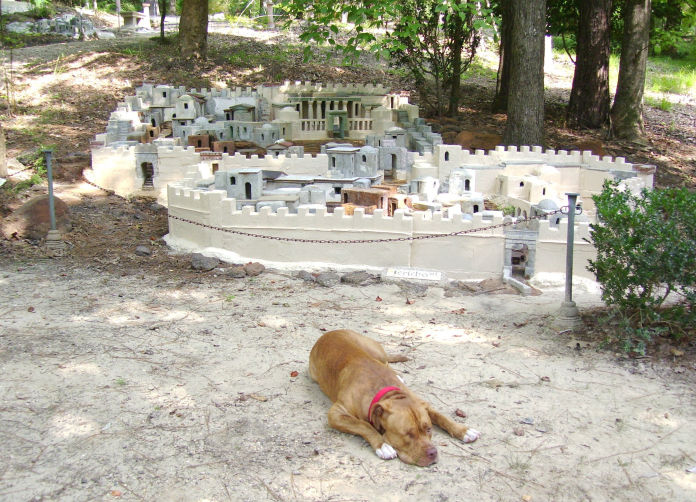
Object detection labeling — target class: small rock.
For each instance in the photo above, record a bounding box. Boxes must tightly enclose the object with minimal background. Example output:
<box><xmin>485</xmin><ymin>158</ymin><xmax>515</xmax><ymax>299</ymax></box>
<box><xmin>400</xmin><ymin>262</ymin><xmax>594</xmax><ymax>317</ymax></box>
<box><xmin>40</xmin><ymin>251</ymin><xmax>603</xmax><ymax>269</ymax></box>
<box><xmin>296</xmin><ymin>270</ymin><xmax>316</xmax><ymax>282</ymax></box>
<box><xmin>315</xmin><ymin>271</ymin><xmax>340</xmax><ymax>287</ymax></box>
<box><xmin>398</xmin><ymin>281</ymin><xmax>428</xmax><ymax>297</ymax></box>
<box><xmin>513</xmin><ymin>426</ymin><xmax>525</xmax><ymax>436</ymax></box>
<box><xmin>191</xmin><ymin>253</ymin><xmax>219</xmax><ymax>271</ymax></box>
<box><xmin>244</xmin><ymin>262</ymin><xmax>265</xmax><ymax>277</ymax></box>
<box><xmin>134</xmin><ymin>245</ymin><xmax>152</xmax><ymax>256</ymax></box>
<box><xmin>341</xmin><ymin>270</ymin><xmax>379</xmax><ymax>286</ymax></box>
<box><xmin>225</xmin><ymin>266</ymin><xmax>246</xmax><ymax>278</ymax></box>
<box><xmin>520</xmin><ymin>417</ymin><xmax>535</xmax><ymax>425</ymax></box>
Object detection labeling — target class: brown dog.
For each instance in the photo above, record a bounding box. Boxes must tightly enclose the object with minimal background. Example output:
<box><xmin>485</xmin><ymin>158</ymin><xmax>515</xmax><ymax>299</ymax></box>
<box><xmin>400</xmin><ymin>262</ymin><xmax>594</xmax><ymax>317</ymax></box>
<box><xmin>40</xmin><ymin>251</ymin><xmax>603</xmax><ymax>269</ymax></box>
<box><xmin>309</xmin><ymin>329</ymin><xmax>480</xmax><ymax>466</ymax></box>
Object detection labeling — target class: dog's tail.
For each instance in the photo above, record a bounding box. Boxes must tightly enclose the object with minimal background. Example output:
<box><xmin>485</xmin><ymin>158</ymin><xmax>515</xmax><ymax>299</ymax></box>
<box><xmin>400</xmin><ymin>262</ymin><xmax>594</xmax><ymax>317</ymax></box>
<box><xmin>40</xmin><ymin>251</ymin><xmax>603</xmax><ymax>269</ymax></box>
<box><xmin>387</xmin><ymin>354</ymin><xmax>409</xmax><ymax>363</ymax></box>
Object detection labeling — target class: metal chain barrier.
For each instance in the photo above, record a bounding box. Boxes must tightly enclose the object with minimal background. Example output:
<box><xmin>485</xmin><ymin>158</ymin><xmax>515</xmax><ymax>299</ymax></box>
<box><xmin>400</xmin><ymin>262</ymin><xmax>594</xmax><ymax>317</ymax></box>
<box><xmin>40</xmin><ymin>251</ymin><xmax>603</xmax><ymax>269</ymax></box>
<box><xmin>6</xmin><ymin>165</ymin><xmax>34</xmax><ymax>176</ymax></box>
<box><xmin>167</xmin><ymin>208</ymin><xmax>566</xmax><ymax>244</ymax></box>
<box><xmin>80</xmin><ymin>175</ymin><xmax>576</xmax><ymax>245</ymax></box>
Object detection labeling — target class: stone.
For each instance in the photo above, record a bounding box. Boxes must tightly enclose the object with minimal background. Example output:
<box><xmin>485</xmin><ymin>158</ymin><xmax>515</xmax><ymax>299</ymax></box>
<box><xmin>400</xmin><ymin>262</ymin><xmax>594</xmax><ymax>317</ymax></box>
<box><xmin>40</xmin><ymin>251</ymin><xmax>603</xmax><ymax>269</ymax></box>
<box><xmin>225</xmin><ymin>266</ymin><xmax>247</xmax><ymax>278</ymax></box>
<box><xmin>191</xmin><ymin>253</ymin><xmax>219</xmax><ymax>271</ymax></box>
<box><xmin>6</xmin><ymin>21</ymin><xmax>34</xmax><ymax>34</ymax></box>
<box><xmin>341</xmin><ymin>271</ymin><xmax>379</xmax><ymax>286</ymax></box>
<box><xmin>244</xmin><ymin>262</ymin><xmax>265</xmax><ymax>277</ymax></box>
<box><xmin>296</xmin><ymin>270</ymin><xmax>316</xmax><ymax>282</ymax></box>
<box><xmin>96</xmin><ymin>30</ymin><xmax>116</xmax><ymax>39</ymax></box>
<box><xmin>1</xmin><ymin>195</ymin><xmax>72</xmax><ymax>240</ymax></box>
<box><xmin>135</xmin><ymin>245</ymin><xmax>152</xmax><ymax>256</ymax></box>
<box><xmin>397</xmin><ymin>281</ymin><xmax>428</xmax><ymax>298</ymax></box>
<box><xmin>315</xmin><ymin>272</ymin><xmax>340</xmax><ymax>287</ymax></box>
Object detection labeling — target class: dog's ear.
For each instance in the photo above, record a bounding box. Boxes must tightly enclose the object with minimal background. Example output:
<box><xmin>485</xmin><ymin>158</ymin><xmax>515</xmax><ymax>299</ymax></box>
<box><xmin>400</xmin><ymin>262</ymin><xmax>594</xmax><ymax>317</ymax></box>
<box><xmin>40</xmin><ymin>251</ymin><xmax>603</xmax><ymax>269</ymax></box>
<box><xmin>372</xmin><ymin>405</ymin><xmax>386</xmax><ymax>434</ymax></box>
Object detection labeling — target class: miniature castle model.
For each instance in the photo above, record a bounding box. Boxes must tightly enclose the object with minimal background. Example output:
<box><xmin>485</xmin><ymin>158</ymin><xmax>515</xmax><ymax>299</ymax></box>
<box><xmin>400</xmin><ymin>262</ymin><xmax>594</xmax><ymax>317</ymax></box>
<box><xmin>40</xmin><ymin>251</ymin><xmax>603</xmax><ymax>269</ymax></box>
<box><xmin>87</xmin><ymin>83</ymin><xmax>655</xmax><ymax>283</ymax></box>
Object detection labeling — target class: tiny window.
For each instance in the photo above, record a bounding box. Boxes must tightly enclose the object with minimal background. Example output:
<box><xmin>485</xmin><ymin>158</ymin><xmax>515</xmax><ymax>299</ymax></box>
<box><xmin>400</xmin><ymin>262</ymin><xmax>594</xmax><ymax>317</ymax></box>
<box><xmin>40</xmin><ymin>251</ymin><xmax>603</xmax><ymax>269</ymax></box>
<box><xmin>172</xmin><ymin>113</ymin><xmax>177</xmax><ymax>118</ymax></box>
<box><xmin>444</xmin><ymin>151</ymin><xmax>450</xmax><ymax>161</ymax></box>
<box><xmin>163</xmin><ymin>91</ymin><xmax>167</xmax><ymax>98</ymax></box>
<box><xmin>184</xmin><ymin>103</ymin><xmax>189</xmax><ymax>109</ymax></box>
<box><xmin>519</xmin><ymin>181</ymin><xmax>524</xmax><ymax>187</ymax></box>
<box><xmin>334</xmin><ymin>187</ymin><xmax>342</xmax><ymax>194</ymax></box>
<box><xmin>282</xmin><ymin>128</ymin><xmax>286</xmax><ymax>135</ymax></box>
<box><xmin>473</xmin><ymin>204</ymin><xmax>479</xmax><ymax>213</ymax></box>
<box><xmin>230</xmin><ymin>176</ymin><xmax>236</xmax><ymax>185</ymax></box>
<box><xmin>542</xmin><ymin>187</ymin><xmax>546</xmax><ymax>195</ymax></box>
<box><xmin>331</xmin><ymin>157</ymin><xmax>336</xmax><ymax>167</ymax></box>
<box><xmin>197</xmin><ymin>140</ymin><xmax>202</xmax><ymax>147</ymax></box>
<box><xmin>362</xmin><ymin>155</ymin><xmax>367</xmax><ymax>162</ymax></box>
<box><xmin>223</xmin><ymin>146</ymin><xmax>228</xmax><ymax>153</ymax></box>
<box><xmin>212</xmin><ymin>163</ymin><xmax>219</xmax><ymax>173</ymax></box>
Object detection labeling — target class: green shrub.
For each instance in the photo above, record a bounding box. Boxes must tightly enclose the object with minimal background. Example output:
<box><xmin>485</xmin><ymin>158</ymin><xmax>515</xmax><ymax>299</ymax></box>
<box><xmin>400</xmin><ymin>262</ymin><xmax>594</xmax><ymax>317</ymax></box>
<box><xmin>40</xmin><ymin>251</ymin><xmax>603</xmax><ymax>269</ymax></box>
<box><xmin>588</xmin><ymin>181</ymin><xmax>696</xmax><ymax>353</ymax></box>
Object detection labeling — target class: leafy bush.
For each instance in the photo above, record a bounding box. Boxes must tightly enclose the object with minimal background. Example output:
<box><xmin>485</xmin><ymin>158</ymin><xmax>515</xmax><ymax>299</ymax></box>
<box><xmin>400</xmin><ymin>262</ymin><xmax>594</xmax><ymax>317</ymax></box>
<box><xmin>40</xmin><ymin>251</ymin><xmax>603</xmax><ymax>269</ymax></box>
<box><xmin>588</xmin><ymin>181</ymin><xmax>696</xmax><ymax>353</ymax></box>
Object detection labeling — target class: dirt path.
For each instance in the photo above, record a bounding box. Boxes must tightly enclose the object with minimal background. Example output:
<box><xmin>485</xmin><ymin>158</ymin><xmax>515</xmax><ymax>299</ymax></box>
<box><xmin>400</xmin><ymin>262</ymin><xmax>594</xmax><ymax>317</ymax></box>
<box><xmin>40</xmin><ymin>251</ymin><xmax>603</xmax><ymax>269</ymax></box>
<box><xmin>1</xmin><ymin>260</ymin><xmax>694</xmax><ymax>501</ymax></box>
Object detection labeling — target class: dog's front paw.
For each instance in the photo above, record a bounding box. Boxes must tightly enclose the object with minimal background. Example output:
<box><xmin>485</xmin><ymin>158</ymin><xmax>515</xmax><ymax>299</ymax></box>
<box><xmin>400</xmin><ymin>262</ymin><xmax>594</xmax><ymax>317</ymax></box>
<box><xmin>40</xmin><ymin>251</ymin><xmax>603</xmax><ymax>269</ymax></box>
<box><xmin>462</xmin><ymin>428</ymin><xmax>480</xmax><ymax>443</ymax></box>
<box><xmin>375</xmin><ymin>443</ymin><xmax>398</xmax><ymax>460</ymax></box>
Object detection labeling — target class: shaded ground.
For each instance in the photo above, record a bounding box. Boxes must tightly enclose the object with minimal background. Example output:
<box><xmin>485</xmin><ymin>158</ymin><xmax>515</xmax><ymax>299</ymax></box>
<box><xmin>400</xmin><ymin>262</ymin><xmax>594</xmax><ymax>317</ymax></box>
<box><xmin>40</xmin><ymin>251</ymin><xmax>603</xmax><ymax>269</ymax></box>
<box><xmin>2</xmin><ymin>260</ymin><xmax>696</xmax><ymax>501</ymax></box>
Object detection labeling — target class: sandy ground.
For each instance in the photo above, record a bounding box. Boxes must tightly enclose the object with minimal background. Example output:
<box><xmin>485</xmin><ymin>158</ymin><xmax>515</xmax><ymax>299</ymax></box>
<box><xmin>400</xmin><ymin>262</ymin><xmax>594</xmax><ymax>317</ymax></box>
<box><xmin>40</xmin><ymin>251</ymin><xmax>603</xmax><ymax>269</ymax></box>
<box><xmin>1</xmin><ymin>258</ymin><xmax>695</xmax><ymax>502</ymax></box>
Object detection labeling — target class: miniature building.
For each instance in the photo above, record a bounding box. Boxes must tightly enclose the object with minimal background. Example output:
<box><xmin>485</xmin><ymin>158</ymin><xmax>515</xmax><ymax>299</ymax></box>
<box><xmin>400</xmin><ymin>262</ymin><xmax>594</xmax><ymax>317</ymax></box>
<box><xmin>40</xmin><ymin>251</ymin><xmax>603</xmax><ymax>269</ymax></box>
<box><xmin>88</xmin><ymin>83</ymin><xmax>657</xmax><ymax>283</ymax></box>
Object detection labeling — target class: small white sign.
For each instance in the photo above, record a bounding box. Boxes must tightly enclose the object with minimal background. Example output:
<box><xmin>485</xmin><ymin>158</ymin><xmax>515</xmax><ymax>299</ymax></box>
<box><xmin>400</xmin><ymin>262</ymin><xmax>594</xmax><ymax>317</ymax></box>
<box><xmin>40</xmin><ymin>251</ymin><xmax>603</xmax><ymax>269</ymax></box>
<box><xmin>385</xmin><ymin>267</ymin><xmax>442</xmax><ymax>282</ymax></box>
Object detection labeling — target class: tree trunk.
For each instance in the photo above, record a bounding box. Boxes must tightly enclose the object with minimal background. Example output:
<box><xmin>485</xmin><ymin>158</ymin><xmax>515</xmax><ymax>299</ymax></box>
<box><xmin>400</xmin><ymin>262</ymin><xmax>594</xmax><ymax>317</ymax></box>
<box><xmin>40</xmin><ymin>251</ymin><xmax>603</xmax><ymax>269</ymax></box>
<box><xmin>179</xmin><ymin>0</ymin><xmax>208</xmax><ymax>59</ymax></box>
<box><xmin>611</xmin><ymin>0</ymin><xmax>650</xmax><ymax>141</ymax></box>
<box><xmin>567</xmin><ymin>0</ymin><xmax>612</xmax><ymax>129</ymax></box>
<box><xmin>159</xmin><ymin>0</ymin><xmax>167</xmax><ymax>40</ymax></box>
<box><xmin>447</xmin><ymin>13</ymin><xmax>465</xmax><ymax>117</ymax></box>
<box><xmin>492</xmin><ymin>2</ymin><xmax>513</xmax><ymax>113</ymax></box>
<box><xmin>503</xmin><ymin>0</ymin><xmax>546</xmax><ymax>147</ymax></box>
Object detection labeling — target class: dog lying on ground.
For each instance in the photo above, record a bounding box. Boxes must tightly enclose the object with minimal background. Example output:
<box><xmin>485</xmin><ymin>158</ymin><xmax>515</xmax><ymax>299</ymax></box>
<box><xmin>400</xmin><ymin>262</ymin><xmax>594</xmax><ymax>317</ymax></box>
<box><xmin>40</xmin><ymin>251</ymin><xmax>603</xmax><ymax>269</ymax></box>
<box><xmin>309</xmin><ymin>329</ymin><xmax>480</xmax><ymax>466</ymax></box>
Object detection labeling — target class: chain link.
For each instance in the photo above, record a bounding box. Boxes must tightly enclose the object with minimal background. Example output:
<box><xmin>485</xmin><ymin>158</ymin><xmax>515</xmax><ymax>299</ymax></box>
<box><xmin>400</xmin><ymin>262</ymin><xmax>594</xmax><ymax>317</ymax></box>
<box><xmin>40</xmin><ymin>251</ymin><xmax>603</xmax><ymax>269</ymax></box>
<box><xmin>81</xmin><ymin>176</ymin><xmax>565</xmax><ymax>245</ymax></box>
<box><xmin>6</xmin><ymin>166</ymin><xmax>34</xmax><ymax>177</ymax></box>
<box><xmin>168</xmin><ymin>209</ymin><xmax>563</xmax><ymax>245</ymax></box>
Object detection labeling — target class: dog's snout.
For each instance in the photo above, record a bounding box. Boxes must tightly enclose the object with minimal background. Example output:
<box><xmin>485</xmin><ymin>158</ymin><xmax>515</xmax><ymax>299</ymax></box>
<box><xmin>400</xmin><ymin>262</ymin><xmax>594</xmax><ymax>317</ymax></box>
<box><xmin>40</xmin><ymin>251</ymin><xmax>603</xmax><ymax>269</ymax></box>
<box><xmin>424</xmin><ymin>446</ymin><xmax>438</xmax><ymax>465</ymax></box>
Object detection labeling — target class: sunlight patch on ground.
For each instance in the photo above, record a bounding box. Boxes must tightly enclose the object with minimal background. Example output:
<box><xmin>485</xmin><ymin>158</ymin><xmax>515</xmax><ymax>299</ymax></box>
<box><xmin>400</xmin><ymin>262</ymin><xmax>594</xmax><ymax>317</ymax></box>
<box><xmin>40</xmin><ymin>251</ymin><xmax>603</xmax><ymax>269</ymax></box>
<box><xmin>50</xmin><ymin>412</ymin><xmax>99</xmax><ymax>439</ymax></box>
<box><xmin>57</xmin><ymin>362</ymin><xmax>102</xmax><ymax>376</ymax></box>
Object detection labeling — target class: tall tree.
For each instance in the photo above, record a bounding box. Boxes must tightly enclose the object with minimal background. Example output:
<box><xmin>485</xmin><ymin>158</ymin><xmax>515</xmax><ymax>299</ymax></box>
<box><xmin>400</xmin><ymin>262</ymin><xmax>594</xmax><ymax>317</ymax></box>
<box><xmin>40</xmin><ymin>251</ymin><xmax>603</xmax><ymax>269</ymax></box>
<box><xmin>179</xmin><ymin>0</ymin><xmax>208</xmax><ymax>58</ymax></box>
<box><xmin>567</xmin><ymin>0</ymin><xmax>612</xmax><ymax>129</ymax></box>
<box><xmin>611</xmin><ymin>0</ymin><xmax>651</xmax><ymax>140</ymax></box>
<box><xmin>503</xmin><ymin>0</ymin><xmax>546</xmax><ymax>146</ymax></box>
<box><xmin>491</xmin><ymin>1</ymin><xmax>513</xmax><ymax>113</ymax></box>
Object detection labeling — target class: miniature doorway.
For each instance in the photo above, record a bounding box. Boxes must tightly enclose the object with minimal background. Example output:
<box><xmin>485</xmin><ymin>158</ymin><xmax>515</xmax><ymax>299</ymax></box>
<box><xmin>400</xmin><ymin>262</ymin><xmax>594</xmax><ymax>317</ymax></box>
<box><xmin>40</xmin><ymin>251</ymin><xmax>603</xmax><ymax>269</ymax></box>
<box><xmin>245</xmin><ymin>182</ymin><xmax>252</xmax><ymax>199</ymax></box>
<box><xmin>140</xmin><ymin>162</ymin><xmax>154</xmax><ymax>189</ymax></box>
<box><xmin>327</xmin><ymin>111</ymin><xmax>347</xmax><ymax>138</ymax></box>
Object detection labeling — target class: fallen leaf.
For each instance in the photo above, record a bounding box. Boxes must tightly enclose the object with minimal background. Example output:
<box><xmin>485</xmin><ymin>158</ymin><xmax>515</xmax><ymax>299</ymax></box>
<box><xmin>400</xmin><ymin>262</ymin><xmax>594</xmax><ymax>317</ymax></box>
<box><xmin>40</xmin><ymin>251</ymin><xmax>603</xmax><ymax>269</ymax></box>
<box><xmin>375</xmin><ymin>296</ymin><xmax>382</xmax><ymax>302</ymax></box>
<box><xmin>248</xmin><ymin>393</ymin><xmax>268</xmax><ymax>402</ymax></box>
<box><xmin>671</xmin><ymin>348</ymin><xmax>685</xmax><ymax>357</ymax></box>
<box><xmin>455</xmin><ymin>409</ymin><xmax>467</xmax><ymax>418</ymax></box>
<box><xmin>540</xmin><ymin>376</ymin><xmax>551</xmax><ymax>382</ymax></box>
<box><xmin>405</xmin><ymin>298</ymin><xmax>415</xmax><ymax>305</ymax></box>
<box><xmin>522</xmin><ymin>495</ymin><xmax>532</xmax><ymax>502</ymax></box>
<box><xmin>492</xmin><ymin>341</ymin><xmax>501</xmax><ymax>347</ymax></box>
<box><xmin>290</xmin><ymin>371</ymin><xmax>299</xmax><ymax>378</ymax></box>
<box><xmin>110</xmin><ymin>490</ymin><xmax>122</xmax><ymax>497</ymax></box>
<box><xmin>27</xmin><ymin>306</ymin><xmax>35</xmax><ymax>312</ymax></box>
<box><xmin>257</xmin><ymin>321</ymin><xmax>266</xmax><ymax>327</ymax></box>
<box><xmin>450</xmin><ymin>307</ymin><xmax>467</xmax><ymax>314</ymax></box>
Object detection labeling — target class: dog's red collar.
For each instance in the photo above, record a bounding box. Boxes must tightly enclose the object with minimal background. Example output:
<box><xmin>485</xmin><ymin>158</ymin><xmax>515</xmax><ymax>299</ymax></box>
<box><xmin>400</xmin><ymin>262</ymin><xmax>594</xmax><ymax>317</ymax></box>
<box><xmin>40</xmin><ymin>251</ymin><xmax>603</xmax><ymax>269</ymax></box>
<box><xmin>368</xmin><ymin>386</ymin><xmax>401</xmax><ymax>425</ymax></box>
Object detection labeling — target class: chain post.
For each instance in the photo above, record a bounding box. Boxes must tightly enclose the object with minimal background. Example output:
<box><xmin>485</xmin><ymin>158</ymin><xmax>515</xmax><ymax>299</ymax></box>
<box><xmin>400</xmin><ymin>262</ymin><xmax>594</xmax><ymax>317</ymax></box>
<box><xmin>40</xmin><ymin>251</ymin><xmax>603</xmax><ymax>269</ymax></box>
<box><xmin>557</xmin><ymin>193</ymin><xmax>582</xmax><ymax>328</ymax></box>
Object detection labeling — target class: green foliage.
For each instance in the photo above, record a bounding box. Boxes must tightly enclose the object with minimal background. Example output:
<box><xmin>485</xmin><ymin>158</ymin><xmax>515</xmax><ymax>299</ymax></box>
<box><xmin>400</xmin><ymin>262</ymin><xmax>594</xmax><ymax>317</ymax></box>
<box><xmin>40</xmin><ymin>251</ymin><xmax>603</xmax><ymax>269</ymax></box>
<box><xmin>588</xmin><ymin>181</ymin><xmax>696</xmax><ymax>353</ymax></box>
<box><xmin>278</xmin><ymin>0</ymin><xmax>492</xmax><ymax>116</ymax></box>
